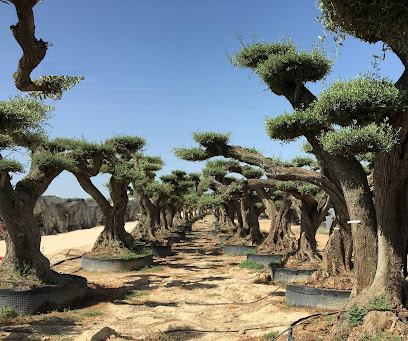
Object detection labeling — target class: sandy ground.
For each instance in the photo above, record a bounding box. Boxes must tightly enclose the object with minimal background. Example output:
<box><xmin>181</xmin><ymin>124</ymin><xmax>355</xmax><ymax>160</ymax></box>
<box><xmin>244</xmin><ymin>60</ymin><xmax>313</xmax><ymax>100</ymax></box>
<box><xmin>0</xmin><ymin>217</ymin><xmax>332</xmax><ymax>341</ymax></box>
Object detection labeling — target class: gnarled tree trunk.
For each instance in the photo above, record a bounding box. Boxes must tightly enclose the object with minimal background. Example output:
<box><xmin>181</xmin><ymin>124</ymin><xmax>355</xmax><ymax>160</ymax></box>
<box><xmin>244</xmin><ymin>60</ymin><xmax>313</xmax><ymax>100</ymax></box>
<box><xmin>259</xmin><ymin>196</ymin><xmax>297</xmax><ymax>253</ymax></box>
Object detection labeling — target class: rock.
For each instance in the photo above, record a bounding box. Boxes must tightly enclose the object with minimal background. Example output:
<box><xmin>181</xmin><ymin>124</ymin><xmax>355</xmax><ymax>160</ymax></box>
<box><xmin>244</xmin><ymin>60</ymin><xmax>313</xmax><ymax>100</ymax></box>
<box><xmin>75</xmin><ymin>327</ymin><xmax>122</xmax><ymax>341</ymax></box>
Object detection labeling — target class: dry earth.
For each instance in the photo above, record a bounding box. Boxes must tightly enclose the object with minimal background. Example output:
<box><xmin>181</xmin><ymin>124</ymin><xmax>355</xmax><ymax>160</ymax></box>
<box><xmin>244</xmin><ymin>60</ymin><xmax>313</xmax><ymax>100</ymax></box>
<box><xmin>0</xmin><ymin>216</ymin><xmax>335</xmax><ymax>341</ymax></box>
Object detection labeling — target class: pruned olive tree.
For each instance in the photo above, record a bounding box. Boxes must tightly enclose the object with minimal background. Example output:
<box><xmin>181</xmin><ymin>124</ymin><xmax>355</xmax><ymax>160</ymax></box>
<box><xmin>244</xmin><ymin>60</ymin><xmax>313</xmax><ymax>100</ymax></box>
<box><xmin>175</xmin><ymin>133</ymin><xmax>352</xmax><ymax>271</ymax></box>
<box><xmin>62</xmin><ymin>135</ymin><xmax>146</xmax><ymax>254</ymax></box>
<box><xmin>0</xmin><ymin>97</ymin><xmax>85</xmax><ymax>285</ymax></box>
<box><xmin>228</xmin><ymin>37</ymin><xmax>381</xmax><ymax>295</ymax></box>
<box><xmin>319</xmin><ymin>0</ymin><xmax>408</xmax><ymax>306</ymax></box>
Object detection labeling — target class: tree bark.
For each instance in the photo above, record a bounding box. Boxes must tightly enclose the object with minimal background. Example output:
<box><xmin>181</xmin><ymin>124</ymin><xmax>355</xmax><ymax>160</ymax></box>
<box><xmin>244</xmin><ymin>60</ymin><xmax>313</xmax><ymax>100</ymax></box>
<box><xmin>367</xmin><ymin>110</ymin><xmax>408</xmax><ymax>306</ymax></box>
<box><xmin>322</xmin><ymin>216</ymin><xmax>353</xmax><ymax>275</ymax></box>
<box><xmin>259</xmin><ymin>196</ymin><xmax>297</xmax><ymax>253</ymax></box>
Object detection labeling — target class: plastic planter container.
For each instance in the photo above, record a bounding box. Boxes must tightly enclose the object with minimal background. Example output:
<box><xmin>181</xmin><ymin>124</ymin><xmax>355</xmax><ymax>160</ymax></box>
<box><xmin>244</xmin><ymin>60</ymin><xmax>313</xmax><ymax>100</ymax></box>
<box><xmin>82</xmin><ymin>254</ymin><xmax>153</xmax><ymax>272</ymax></box>
<box><xmin>285</xmin><ymin>284</ymin><xmax>351</xmax><ymax>309</ymax></box>
<box><xmin>176</xmin><ymin>225</ymin><xmax>192</xmax><ymax>232</ymax></box>
<box><xmin>269</xmin><ymin>267</ymin><xmax>316</xmax><ymax>282</ymax></box>
<box><xmin>149</xmin><ymin>245</ymin><xmax>173</xmax><ymax>257</ymax></box>
<box><xmin>223</xmin><ymin>245</ymin><xmax>256</xmax><ymax>255</ymax></box>
<box><xmin>247</xmin><ymin>254</ymin><xmax>282</xmax><ymax>266</ymax></box>
<box><xmin>218</xmin><ymin>235</ymin><xmax>231</xmax><ymax>243</ymax></box>
<box><xmin>0</xmin><ymin>283</ymin><xmax>87</xmax><ymax>315</ymax></box>
<box><xmin>210</xmin><ymin>230</ymin><xmax>220</xmax><ymax>238</ymax></box>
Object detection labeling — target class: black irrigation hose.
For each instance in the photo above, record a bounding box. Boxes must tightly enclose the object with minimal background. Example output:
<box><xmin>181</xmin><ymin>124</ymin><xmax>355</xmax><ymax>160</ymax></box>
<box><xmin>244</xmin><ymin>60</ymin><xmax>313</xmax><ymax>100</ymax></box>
<box><xmin>165</xmin><ymin>323</ymin><xmax>291</xmax><ymax>334</ymax></box>
<box><xmin>185</xmin><ymin>284</ymin><xmax>283</xmax><ymax>306</ymax></box>
<box><xmin>270</xmin><ymin>307</ymin><xmax>408</xmax><ymax>341</ymax></box>
<box><xmin>51</xmin><ymin>255</ymin><xmax>82</xmax><ymax>267</ymax></box>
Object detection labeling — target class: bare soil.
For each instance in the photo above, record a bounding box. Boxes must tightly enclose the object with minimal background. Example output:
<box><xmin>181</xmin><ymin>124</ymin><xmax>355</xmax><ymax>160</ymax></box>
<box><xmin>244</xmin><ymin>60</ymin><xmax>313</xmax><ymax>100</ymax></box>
<box><xmin>2</xmin><ymin>216</ymin><xmax>402</xmax><ymax>340</ymax></box>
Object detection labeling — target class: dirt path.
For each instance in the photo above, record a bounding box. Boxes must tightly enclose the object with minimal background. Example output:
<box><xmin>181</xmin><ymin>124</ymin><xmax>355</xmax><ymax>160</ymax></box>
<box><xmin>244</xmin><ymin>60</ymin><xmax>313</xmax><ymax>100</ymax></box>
<box><xmin>1</xmin><ymin>216</ymin><xmax>329</xmax><ymax>341</ymax></box>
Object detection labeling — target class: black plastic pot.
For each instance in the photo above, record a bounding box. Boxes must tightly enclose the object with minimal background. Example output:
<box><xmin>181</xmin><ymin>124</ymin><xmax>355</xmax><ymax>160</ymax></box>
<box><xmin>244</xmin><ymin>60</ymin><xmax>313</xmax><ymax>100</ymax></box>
<box><xmin>81</xmin><ymin>254</ymin><xmax>153</xmax><ymax>272</ymax></box>
<box><xmin>210</xmin><ymin>230</ymin><xmax>220</xmax><ymax>238</ymax></box>
<box><xmin>247</xmin><ymin>254</ymin><xmax>282</xmax><ymax>266</ymax></box>
<box><xmin>176</xmin><ymin>225</ymin><xmax>192</xmax><ymax>232</ymax></box>
<box><xmin>269</xmin><ymin>267</ymin><xmax>316</xmax><ymax>282</ymax></box>
<box><xmin>149</xmin><ymin>245</ymin><xmax>173</xmax><ymax>257</ymax></box>
<box><xmin>218</xmin><ymin>235</ymin><xmax>231</xmax><ymax>243</ymax></box>
<box><xmin>285</xmin><ymin>284</ymin><xmax>351</xmax><ymax>309</ymax></box>
<box><xmin>0</xmin><ymin>283</ymin><xmax>87</xmax><ymax>315</ymax></box>
<box><xmin>172</xmin><ymin>230</ymin><xmax>186</xmax><ymax>242</ymax></box>
<box><xmin>223</xmin><ymin>245</ymin><xmax>256</xmax><ymax>255</ymax></box>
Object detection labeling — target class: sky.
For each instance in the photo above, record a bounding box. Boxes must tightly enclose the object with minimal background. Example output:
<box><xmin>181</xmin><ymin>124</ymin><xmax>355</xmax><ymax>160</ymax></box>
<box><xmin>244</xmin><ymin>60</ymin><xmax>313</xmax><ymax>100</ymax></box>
<box><xmin>0</xmin><ymin>1</ymin><xmax>404</xmax><ymax>198</ymax></box>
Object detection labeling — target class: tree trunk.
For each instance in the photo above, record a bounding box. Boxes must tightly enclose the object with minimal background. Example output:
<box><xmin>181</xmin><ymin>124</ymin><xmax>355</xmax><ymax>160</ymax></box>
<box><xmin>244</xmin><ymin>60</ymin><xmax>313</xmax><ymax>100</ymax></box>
<box><xmin>132</xmin><ymin>192</ymin><xmax>165</xmax><ymax>245</ymax></box>
<box><xmin>308</xmin><ymin>142</ymin><xmax>378</xmax><ymax>295</ymax></box>
<box><xmin>322</xmin><ymin>216</ymin><xmax>353</xmax><ymax>275</ymax></box>
<box><xmin>237</xmin><ymin>190</ymin><xmax>262</xmax><ymax>244</ymax></box>
<box><xmin>367</xmin><ymin>111</ymin><xmax>408</xmax><ymax>306</ymax></box>
<box><xmin>259</xmin><ymin>196</ymin><xmax>297</xmax><ymax>253</ymax></box>
<box><xmin>291</xmin><ymin>193</ymin><xmax>330</xmax><ymax>262</ymax></box>
<box><xmin>255</xmin><ymin>187</ymin><xmax>278</xmax><ymax>224</ymax></box>
<box><xmin>0</xmin><ymin>194</ymin><xmax>85</xmax><ymax>285</ymax></box>
<box><xmin>222</xmin><ymin>202</ymin><xmax>236</xmax><ymax>231</ymax></box>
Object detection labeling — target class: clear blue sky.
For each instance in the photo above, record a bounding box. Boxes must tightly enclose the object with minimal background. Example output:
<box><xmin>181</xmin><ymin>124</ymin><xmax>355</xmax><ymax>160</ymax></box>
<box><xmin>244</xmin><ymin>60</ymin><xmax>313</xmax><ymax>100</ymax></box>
<box><xmin>0</xmin><ymin>1</ymin><xmax>403</xmax><ymax>198</ymax></box>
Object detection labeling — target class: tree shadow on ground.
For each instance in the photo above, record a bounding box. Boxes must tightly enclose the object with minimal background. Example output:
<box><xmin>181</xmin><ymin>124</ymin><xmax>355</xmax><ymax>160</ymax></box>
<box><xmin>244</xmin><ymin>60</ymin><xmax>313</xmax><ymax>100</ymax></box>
<box><xmin>84</xmin><ymin>274</ymin><xmax>162</xmax><ymax>306</ymax></box>
<box><xmin>114</xmin><ymin>299</ymin><xmax>180</xmax><ymax>308</ymax></box>
<box><xmin>164</xmin><ymin>279</ymin><xmax>218</xmax><ymax>290</ymax></box>
<box><xmin>2</xmin><ymin>315</ymin><xmax>83</xmax><ymax>341</ymax></box>
<box><xmin>166</xmin><ymin>263</ymin><xmax>222</xmax><ymax>271</ymax></box>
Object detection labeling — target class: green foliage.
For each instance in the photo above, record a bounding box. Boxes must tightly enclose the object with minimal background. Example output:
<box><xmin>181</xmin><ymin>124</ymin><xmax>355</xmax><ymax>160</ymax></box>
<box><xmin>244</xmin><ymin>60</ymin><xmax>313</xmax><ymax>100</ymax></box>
<box><xmin>123</xmin><ymin>290</ymin><xmax>149</xmax><ymax>300</ymax></box>
<box><xmin>244</xmin><ymin>248</ymin><xmax>258</xmax><ymax>255</ymax></box>
<box><xmin>13</xmin><ymin>131</ymin><xmax>48</xmax><ymax>150</ymax></box>
<box><xmin>160</xmin><ymin>174</ymin><xmax>178</xmax><ymax>183</ymax></box>
<box><xmin>242</xmin><ymin>167</ymin><xmax>263</xmax><ymax>179</ymax></box>
<box><xmin>276</xmin><ymin>180</ymin><xmax>320</xmax><ymax>196</ymax></box>
<box><xmin>31</xmin><ymin>76</ymin><xmax>84</xmax><ymax>100</ymax></box>
<box><xmin>257</xmin><ymin>46</ymin><xmax>332</xmax><ymax>94</ymax></box>
<box><xmin>191</xmin><ymin>131</ymin><xmax>231</xmax><ymax>148</ymax></box>
<box><xmin>266</xmin><ymin>108</ymin><xmax>327</xmax><ymax>142</ymax></box>
<box><xmin>138</xmin><ymin>265</ymin><xmax>164</xmax><ymax>272</ymax></box>
<box><xmin>359</xmin><ymin>331</ymin><xmax>403</xmax><ymax>341</ymax></box>
<box><xmin>302</xmin><ymin>142</ymin><xmax>314</xmax><ymax>154</ymax></box>
<box><xmin>291</xmin><ymin>156</ymin><xmax>319</xmax><ymax>169</ymax></box>
<box><xmin>262</xmin><ymin>331</ymin><xmax>279</xmax><ymax>339</ymax></box>
<box><xmin>81</xmin><ymin>310</ymin><xmax>104</xmax><ymax>316</ymax></box>
<box><xmin>106</xmin><ymin>135</ymin><xmax>146</xmax><ymax>153</ymax></box>
<box><xmin>229</xmin><ymin>38</ymin><xmax>296</xmax><ymax>70</ymax></box>
<box><xmin>0</xmin><ymin>159</ymin><xmax>24</xmax><ymax>173</ymax></box>
<box><xmin>319</xmin><ymin>0</ymin><xmax>407</xmax><ymax>46</ymax></box>
<box><xmin>117</xmin><ymin>251</ymin><xmax>151</xmax><ymax>260</ymax></box>
<box><xmin>197</xmin><ymin>193</ymin><xmax>223</xmax><ymax>209</ymax></box>
<box><xmin>0</xmin><ymin>95</ymin><xmax>54</xmax><ymax>134</ymax></box>
<box><xmin>369</xmin><ymin>295</ymin><xmax>391</xmax><ymax>311</ymax></box>
<box><xmin>145</xmin><ymin>181</ymin><xmax>172</xmax><ymax>197</ymax></box>
<box><xmin>0</xmin><ymin>134</ymin><xmax>13</xmax><ymax>149</ymax></box>
<box><xmin>311</xmin><ymin>77</ymin><xmax>407</xmax><ymax>126</ymax></box>
<box><xmin>203</xmin><ymin>167</ymin><xmax>227</xmax><ymax>178</ymax></box>
<box><xmin>0</xmin><ymin>306</ymin><xmax>15</xmax><ymax>318</ymax></box>
<box><xmin>32</xmin><ymin>151</ymin><xmax>77</xmax><ymax>172</ymax></box>
<box><xmin>348</xmin><ymin>305</ymin><xmax>368</xmax><ymax>326</ymax></box>
<box><xmin>238</xmin><ymin>260</ymin><xmax>264</xmax><ymax>269</ymax></box>
<box><xmin>319</xmin><ymin>122</ymin><xmax>399</xmax><ymax>157</ymax></box>
<box><xmin>244</xmin><ymin>146</ymin><xmax>260</xmax><ymax>154</ymax></box>
<box><xmin>173</xmin><ymin>147</ymin><xmax>210</xmax><ymax>161</ymax></box>
<box><xmin>50</xmin><ymin>138</ymin><xmax>115</xmax><ymax>157</ymax></box>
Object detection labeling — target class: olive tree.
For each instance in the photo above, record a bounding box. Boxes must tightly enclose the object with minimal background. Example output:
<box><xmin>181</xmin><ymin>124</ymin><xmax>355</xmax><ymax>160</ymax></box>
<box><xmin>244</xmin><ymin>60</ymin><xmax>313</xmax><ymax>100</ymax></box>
<box><xmin>0</xmin><ymin>97</ymin><xmax>85</xmax><ymax>285</ymax></box>
<box><xmin>319</xmin><ymin>0</ymin><xmax>408</xmax><ymax>306</ymax></box>
<box><xmin>59</xmin><ymin>136</ymin><xmax>146</xmax><ymax>253</ymax></box>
